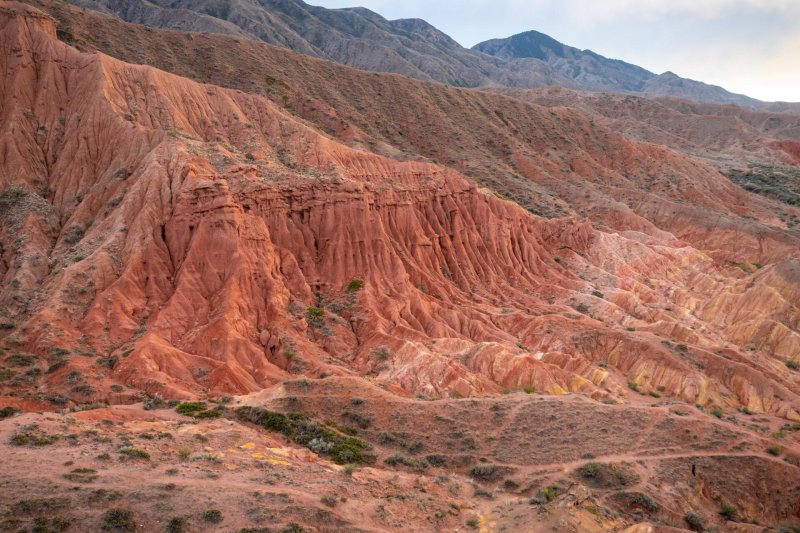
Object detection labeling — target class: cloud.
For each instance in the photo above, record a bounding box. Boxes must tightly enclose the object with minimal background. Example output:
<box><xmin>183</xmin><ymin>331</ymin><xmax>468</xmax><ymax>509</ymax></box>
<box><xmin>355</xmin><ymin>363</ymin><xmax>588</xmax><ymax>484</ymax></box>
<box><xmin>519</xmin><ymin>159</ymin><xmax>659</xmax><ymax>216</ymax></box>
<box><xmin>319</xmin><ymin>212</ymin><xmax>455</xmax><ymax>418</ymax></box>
<box><xmin>559</xmin><ymin>0</ymin><xmax>800</xmax><ymax>24</ymax></box>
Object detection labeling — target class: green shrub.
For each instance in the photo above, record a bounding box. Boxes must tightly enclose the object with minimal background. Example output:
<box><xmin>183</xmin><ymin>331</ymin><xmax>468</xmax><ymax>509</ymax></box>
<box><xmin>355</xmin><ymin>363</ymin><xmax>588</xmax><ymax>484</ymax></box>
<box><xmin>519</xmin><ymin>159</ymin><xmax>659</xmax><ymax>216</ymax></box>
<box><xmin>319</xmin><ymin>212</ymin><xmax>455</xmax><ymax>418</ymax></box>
<box><xmin>615</xmin><ymin>492</ymin><xmax>659</xmax><ymax>512</ymax></box>
<box><xmin>10</xmin><ymin>431</ymin><xmax>58</xmax><ymax>446</ymax></box>
<box><xmin>236</xmin><ymin>406</ymin><xmax>374</xmax><ymax>465</ymax></box>
<box><xmin>6</xmin><ymin>353</ymin><xmax>34</xmax><ymax>366</ymax></box>
<box><xmin>684</xmin><ymin>511</ymin><xmax>704</xmax><ymax>531</ymax></box>
<box><xmin>119</xmin><ymin>447</ymin><xmax>150</xmax><ymax>460</ymax></box>
<box><xmin>719</xmin><ymin>504</ymin><xmax>737</xmax><ymax>521</ymax></box>
<box><xmin>346</xmin><ymin>279</ymin><xmax>364</xmax><ymax>291</ymax></box>
<box><xmin>767</xmin><ymin>445</ymin><xmax>781</xmax><ymax>456</ymax></box>
<box><xmin>710</xmin><ymin>407</ymin><xmax>723</xmax><ymax>418</ymax></box>
<box><xmin>63</xmin><ymin>226</ymin><xmax>85</xmax><ymax>245</ymax></box>
<box><xmin>32</xmin><ymin>516</ymin><xmax>71</xmax><ymax>532</ymax></box>
<box><xmin>175</xmin><ymin>402</ymin><xmax>207</xmax><ymax>415</ymax></box>
<box><xmin>469</xmin><ymin>464</ymin><xmax>498</xmax><ymax>480</ymax></box>
<box><xmin>384</xmin><ymin>454</ymin><xmax>427</xmax><ymax>471</ymax></box>
<box><xmin>306</xmin><ymin>307</ymin><xmax>324</xmax><ymax>317</ymax></box>
<box><xmin>627</xmin><ymin>380</ymin><xmax>638</xmax><ymax>392</ymax></box>
<box><xmin>523</xmin><ymin>385</ymin><xmax>536</xmax><ymax>394</ymax></box>
<box><xmin>101</xmin><ymin>509</ymin><xmax>135</xmax><ymax>532</ymax></box>
<box><xmin>787</xmin><ymin>360</ymin><xmax>799</xmax><ymax>371</ymax></box>
<box><xmin>167</xmin><ymin>516</ymin><xmax>187</xmax><ymax>533</ymax></box>
<box><xmin>541</xmin><ymin>486</ymin><xmax>561</xmax><ymax>502</ymax></box>
<box><xmin>0</xmin><ymin>406</ymin><xmax>20</xmax><ymax>419</ymax></box>
<box><xmin>578</xmin><ymin>463</ymin><xmax>601</xmax><ymax>478</ymax></box>
<box><xmin>63</xmin><ymin>468</ymin><xmax>98</xmax><ymax>483</ymax></box>
<box><xmin>203</xmin><ymin>509</ymin><xmax>223</xmax><ymax>523</ymax></box>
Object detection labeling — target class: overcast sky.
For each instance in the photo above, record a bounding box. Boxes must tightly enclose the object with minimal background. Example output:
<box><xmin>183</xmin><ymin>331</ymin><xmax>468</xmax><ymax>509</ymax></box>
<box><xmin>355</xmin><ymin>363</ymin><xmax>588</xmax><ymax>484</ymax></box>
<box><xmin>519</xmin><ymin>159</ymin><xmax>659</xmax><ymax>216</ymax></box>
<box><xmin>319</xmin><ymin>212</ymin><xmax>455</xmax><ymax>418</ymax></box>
<box><xmin>311</xmin><ymin>0</ymin><xmax>800</xmax><ymax>102</ymax></box>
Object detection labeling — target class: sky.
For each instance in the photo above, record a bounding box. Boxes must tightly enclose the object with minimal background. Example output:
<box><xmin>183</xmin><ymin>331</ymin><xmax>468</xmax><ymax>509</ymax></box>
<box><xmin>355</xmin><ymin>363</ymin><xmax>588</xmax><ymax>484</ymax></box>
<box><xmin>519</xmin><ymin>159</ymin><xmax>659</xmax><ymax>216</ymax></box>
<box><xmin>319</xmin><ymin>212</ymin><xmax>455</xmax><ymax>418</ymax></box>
<box><xmin>311</xmin><ymin>0</ymin><xmax>800</xmax><ymax>102</ymax></box>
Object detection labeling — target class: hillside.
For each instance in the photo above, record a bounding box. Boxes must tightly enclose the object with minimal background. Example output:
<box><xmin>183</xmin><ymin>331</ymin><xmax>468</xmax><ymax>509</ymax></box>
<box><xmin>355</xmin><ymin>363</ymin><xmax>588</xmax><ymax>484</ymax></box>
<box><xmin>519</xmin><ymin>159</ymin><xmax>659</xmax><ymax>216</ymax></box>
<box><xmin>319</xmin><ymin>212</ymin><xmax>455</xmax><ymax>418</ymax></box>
<box><xmin>0</xmin><ymin>2</ymin><xmax>799</xmax><ymax>531</ymax></box>
<box><xmin>60</xmin><ymin>0</ymin><xmax>780</xmax><ymax>106</ymax></box>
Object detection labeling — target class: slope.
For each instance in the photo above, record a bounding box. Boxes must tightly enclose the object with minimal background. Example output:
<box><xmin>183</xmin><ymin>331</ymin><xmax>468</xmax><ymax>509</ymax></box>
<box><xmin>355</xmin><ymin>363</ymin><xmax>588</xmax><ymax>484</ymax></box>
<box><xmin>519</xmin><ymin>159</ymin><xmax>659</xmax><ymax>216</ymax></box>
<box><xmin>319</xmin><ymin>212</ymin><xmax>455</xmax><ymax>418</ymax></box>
<box><xmin>61</xmin><ymin>0</ymin><xmax>780</xmax><ymax>106</ymax></box>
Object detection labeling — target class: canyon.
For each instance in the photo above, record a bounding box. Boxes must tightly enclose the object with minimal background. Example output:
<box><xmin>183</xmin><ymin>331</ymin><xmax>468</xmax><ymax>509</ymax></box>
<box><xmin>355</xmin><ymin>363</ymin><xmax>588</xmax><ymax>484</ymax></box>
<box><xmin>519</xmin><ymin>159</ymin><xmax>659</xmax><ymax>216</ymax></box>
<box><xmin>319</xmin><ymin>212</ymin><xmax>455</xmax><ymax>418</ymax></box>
<box><xmin>0</xmin><ymin>1</ymin><xmax>798</xmax><ymax>531</ymax></box>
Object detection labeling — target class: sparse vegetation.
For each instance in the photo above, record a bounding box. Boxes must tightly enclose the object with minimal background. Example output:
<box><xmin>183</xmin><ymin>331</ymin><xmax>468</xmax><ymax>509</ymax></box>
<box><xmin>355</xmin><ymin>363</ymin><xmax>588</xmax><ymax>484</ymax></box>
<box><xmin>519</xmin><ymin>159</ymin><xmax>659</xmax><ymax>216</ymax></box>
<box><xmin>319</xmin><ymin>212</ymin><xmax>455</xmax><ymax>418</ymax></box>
<box><xmin>539</xmin><ymin>486</ymin><xmax>561</xmax><ymax>503</ymax></box>
<box><xmin>787</xmin><ymin>360</ymin><xmax>799</xmax><ymax>371</ymax></box>
<box><xmin>63</xmin><ymin>468</ymin><xmax>98</xmax><ymax>483</ymax></box>
<box><xmin>119</xmin><ymin>447</ymin><xmax>150</xmax><ymax>460</ymax></box>
<box><xmin>203</xmin><ymin>509</ymin><xmax>223</xmax><ymax>523</ymax></box>
<box><xmin>613</xmin><ymin>491</ymin><xmax>659</xmax><ymax>512</ymax></box>
<box><xmin>236</xmin><ymin>406</ymin><xmax>375</xmax><ymax>464</ymax></box>
<box><xmin>385</xmin><ymin>454</ymin><xmax>427</xmax><ymax>471</ymax></box>
<box><xmin>710</xmin><ymin>407</ymin><xmax>724</xmax><ymax>419</ymax></box>
<box><xmin>576</xmin><ymin>462</ymin><xmax>638</xmax><ymax>489</ymax></box>
<box><xmin>5</xmin><ymin>353</ymin><xmax>34</xmax><ymax>366</ymax></box>
<box><xmin>10</xmin><ymin>428</ymin><xmax>58</xmax><ymax>447</ymax></box>
<box><xmin>726</xmin><ymin>165</ymin><xmax>800</xmax><ymax>207</ymax></box>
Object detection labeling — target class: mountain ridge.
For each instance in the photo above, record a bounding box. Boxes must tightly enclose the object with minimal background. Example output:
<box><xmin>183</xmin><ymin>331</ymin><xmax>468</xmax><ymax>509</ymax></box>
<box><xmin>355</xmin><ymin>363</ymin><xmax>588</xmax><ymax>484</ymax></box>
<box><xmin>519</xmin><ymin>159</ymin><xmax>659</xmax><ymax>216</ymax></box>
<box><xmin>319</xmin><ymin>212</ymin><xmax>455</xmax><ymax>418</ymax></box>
<box><xmin>58</xmin><ymin>0</ymin><xmax>788</xmax><ymax>106</ymax></box>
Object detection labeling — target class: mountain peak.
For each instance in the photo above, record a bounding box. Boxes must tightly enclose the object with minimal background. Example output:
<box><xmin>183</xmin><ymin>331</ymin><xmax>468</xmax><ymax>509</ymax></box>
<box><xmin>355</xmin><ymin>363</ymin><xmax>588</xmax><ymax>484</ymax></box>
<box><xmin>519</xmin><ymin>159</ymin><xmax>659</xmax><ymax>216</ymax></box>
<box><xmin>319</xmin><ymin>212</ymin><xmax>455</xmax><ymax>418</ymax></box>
<box><xmin>473</xmin><ymin>29</ymin><xmax>569</xmax><ymax>60</ymax></box>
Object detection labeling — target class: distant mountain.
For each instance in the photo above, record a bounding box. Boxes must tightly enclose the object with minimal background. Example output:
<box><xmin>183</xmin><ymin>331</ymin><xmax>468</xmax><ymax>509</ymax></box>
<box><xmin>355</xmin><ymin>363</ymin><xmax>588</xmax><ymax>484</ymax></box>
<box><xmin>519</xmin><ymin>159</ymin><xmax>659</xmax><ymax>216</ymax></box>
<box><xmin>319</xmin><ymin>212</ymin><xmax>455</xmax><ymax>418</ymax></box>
<box><xmin>63</xmin><ymin>0</ymin><xmax>777</xmax><ymax>106</ymax></box>
<box><xmin>474</xmin><ymin>31</ymin><xmax>762</xmax><ymax>107</ymax></box>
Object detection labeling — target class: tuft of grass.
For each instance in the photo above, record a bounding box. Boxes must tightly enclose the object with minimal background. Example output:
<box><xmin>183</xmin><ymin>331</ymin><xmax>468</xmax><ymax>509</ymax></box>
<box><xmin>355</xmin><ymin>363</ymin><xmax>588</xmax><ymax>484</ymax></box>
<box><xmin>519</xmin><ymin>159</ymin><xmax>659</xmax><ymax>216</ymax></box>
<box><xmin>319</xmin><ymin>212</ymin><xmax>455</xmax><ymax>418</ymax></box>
<box><xmin>523</xmin><ymin>385</ymin><xmax>536</xmax><ymax>394</ymax></box>
<box><xmin>710</xmin><ymin>408</ymin><xmax>724</xmax><ymax>419</ymax></box>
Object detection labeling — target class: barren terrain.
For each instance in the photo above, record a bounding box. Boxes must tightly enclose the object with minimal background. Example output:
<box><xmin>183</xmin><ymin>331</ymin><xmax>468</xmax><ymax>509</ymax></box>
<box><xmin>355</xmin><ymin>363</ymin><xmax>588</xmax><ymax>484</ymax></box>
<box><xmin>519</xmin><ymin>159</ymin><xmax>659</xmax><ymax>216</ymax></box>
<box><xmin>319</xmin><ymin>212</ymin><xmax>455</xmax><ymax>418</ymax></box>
<box><xmin>0</xmin><ymin>2</ymin><xmax>798</xmax><ymax>531</ymax></box>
